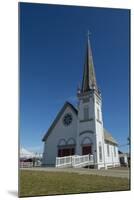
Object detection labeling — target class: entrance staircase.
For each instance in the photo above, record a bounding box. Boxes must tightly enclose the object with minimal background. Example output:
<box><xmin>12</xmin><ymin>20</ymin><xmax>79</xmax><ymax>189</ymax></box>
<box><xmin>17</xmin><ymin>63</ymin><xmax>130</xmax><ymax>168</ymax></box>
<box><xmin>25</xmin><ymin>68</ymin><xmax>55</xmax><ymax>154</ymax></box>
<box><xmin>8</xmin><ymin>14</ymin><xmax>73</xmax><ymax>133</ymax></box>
<box><xmin>56</xmin><ymin>154</ymin><xmax>94</xmax><ymax>168</ymax></box>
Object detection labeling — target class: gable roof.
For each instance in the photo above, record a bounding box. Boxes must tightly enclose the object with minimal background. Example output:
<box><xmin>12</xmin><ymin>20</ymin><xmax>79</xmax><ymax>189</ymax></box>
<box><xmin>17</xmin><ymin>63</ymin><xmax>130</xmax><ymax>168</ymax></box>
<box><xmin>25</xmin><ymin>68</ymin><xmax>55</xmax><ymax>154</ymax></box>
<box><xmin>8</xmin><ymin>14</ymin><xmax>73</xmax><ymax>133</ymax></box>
<box><xmin>42</xmin><ymin>102</ymin><xmax>78</xmax><ymax>141</ymax></box>
<box><xmin>42</xmin><ymin>102</ymin><xmax>118</xmax><ymax>145</ymax></box>
<box><xmin>104</xmin><ymin>128</ymin><xmax>118</xmax><ymax>145</ymax></box>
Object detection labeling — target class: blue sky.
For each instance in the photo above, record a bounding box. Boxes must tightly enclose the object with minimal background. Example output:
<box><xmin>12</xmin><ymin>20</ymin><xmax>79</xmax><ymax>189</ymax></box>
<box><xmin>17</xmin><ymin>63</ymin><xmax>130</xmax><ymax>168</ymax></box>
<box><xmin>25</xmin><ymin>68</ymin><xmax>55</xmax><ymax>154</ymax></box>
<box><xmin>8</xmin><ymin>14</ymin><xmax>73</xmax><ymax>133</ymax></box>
<box><xmin>20</xmin><ymin>3</ymin><xmax>130</xmax><ymax>153</ymax></box>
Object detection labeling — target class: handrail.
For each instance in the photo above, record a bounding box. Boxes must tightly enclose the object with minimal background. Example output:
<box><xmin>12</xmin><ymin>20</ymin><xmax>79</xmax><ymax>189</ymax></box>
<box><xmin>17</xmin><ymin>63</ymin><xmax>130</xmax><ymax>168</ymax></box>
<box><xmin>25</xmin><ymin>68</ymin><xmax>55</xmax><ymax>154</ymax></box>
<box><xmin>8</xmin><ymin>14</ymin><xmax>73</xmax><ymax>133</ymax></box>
<box><xmin>56</xmin><ymin>154</ymin><xmax>93</xmax><ymax>168</ymax></box>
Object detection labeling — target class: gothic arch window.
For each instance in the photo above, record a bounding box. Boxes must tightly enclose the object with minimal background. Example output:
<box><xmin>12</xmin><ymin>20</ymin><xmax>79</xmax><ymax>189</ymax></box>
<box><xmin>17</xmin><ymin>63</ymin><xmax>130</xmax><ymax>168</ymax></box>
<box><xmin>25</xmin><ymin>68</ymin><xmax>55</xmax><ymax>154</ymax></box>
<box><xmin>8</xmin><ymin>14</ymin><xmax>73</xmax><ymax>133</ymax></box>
<box><xmin>114</xmin><ymin>145</ymin><xmax>116</xmax><ymax>157</ymax></box>
<box><xmin>107</xmin><ymin>143</ymin><xmax>110</xmax><ymax>157</ymax></box>
<box><xmin>81</xmin><ymin>137</ymin><xmax>92</xmax><ymax>145</ymax></box>
<box><xmin>67</xmin><ymin>138</ymin><xmax>76</xmax><ymax>145</ymax></box>
<box><xmin>99</xmin><ymin>142</ymin><xmax>102</xmax><ymax>162</ymax></box>
<box><xmin>97</xmin><ymin>108</ymin><xmax>100</xmax><ymax>121</ymax></box>
<box><xmin>58</xmin><ymin>138</ymin><xmax>66</xmax><ymax>146</ymax></box>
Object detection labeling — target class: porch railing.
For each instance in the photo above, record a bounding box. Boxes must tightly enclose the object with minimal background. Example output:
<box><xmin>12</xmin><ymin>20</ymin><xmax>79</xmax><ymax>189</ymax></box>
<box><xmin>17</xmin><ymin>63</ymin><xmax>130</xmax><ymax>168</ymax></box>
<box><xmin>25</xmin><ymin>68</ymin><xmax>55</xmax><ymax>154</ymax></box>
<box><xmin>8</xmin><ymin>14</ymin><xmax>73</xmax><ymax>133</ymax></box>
<box><xmin>56</xmin><ymin>154</ymin><xmax>94</xmax><ymax>168</ymax></box>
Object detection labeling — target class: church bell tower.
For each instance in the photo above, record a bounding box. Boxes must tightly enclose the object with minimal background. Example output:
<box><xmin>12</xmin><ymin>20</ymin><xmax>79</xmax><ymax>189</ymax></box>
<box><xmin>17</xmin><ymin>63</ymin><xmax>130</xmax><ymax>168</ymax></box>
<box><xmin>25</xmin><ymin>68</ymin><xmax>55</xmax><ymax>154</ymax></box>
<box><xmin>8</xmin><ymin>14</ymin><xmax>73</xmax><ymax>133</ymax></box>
<box><xmin>76</xmin><ymin>33</ymin><xmax>106</xmax><ymax>169</ymax></box>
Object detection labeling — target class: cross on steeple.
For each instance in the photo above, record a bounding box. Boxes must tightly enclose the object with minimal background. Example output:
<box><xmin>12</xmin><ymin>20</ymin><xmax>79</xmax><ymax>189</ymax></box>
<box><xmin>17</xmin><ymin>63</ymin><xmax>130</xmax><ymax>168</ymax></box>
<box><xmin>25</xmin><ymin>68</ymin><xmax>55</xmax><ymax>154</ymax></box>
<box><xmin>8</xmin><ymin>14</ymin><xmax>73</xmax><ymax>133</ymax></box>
<box><xmin>81</xmin><ymin>32</ymin><xmax>98</xmax><ymax>93</ymax></box>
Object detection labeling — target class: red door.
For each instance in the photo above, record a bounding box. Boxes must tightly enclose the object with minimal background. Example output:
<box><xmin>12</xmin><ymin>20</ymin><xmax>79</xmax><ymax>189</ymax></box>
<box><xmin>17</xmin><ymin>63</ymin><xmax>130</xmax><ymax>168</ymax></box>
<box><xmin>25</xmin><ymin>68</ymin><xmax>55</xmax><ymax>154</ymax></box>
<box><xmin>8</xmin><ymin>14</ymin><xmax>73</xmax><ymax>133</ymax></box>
<box><xmin>82</xmin><ymin>145</ymin><xmax>92</xmax><ymax>155</ymax></box>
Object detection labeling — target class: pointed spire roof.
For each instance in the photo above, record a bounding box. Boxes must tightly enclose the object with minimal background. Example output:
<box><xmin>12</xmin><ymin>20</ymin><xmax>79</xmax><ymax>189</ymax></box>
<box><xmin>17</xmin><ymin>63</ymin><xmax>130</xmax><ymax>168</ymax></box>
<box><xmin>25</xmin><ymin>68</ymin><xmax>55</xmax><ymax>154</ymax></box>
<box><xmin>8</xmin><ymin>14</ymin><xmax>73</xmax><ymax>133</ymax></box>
<box><xmin>81</xmin><ymin>32</ymin><xmax>97</xmax><ymax>93</ymax></box>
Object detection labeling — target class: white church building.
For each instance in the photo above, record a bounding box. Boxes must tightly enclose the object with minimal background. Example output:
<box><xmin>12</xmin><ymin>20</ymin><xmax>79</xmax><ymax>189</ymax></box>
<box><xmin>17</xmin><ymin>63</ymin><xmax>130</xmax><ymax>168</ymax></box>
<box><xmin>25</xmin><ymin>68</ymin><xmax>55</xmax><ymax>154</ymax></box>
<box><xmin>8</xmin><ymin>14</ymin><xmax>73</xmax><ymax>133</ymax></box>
<box><xmin>42</xmin><ymin>35</ymin><xmax>120</xmax><ymax>169</ymax></box>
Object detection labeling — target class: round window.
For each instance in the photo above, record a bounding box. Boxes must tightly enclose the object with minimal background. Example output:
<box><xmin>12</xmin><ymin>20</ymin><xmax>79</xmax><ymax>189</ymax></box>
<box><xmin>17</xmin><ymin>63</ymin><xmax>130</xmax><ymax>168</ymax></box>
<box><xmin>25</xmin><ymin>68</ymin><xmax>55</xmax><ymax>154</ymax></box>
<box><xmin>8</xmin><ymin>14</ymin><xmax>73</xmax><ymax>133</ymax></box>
<box><xmin>63</xmin><ymin>113</ymin><xmax>72</xmax><ymax>126</ymax></box>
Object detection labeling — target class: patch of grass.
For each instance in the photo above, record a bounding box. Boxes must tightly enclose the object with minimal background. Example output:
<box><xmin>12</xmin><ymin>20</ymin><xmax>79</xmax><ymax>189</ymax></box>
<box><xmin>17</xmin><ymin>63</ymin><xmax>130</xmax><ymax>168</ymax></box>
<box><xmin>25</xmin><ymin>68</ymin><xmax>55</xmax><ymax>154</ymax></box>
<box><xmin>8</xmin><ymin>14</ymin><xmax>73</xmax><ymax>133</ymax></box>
<box><xmin>19</xmin><ymin>170</ymin><xmax>130</xmax><ymax>197</ymax></box>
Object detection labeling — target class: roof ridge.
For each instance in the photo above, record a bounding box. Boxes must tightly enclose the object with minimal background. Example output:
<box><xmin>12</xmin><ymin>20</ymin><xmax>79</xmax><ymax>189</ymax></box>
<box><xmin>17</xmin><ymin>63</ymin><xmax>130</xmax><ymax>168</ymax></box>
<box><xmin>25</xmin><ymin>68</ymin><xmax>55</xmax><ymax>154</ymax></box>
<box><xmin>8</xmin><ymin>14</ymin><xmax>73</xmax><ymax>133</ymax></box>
<box><xmin>104</xmin><ymin>128</ymin><xmax>118</xmax><ymax>145</ymax></box>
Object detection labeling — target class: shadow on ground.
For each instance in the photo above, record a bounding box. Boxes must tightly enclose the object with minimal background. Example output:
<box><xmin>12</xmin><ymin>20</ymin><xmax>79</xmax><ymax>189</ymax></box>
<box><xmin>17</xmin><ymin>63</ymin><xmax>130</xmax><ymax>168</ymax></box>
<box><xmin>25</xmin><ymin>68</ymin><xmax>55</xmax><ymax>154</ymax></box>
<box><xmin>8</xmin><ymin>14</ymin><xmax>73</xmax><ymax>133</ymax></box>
<box><xmin>8</xmin><ymin>190</ymin><xmax>18</xmax><ymax>197</ymax></box>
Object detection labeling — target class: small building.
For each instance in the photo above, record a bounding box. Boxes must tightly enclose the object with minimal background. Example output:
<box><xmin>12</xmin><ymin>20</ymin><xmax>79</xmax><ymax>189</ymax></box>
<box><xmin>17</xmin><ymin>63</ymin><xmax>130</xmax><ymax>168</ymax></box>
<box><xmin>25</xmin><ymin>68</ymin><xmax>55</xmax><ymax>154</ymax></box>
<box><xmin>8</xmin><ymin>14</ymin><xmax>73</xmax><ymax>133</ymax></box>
<box><xmin>119</xmin><ymin>151</ymin><xmax>130</xmax><ymax>167</ymax></box>
<box><xmin>42</xmin><ymin>35</ymin><xmax>120</xmax><ymax>169</ymax></box>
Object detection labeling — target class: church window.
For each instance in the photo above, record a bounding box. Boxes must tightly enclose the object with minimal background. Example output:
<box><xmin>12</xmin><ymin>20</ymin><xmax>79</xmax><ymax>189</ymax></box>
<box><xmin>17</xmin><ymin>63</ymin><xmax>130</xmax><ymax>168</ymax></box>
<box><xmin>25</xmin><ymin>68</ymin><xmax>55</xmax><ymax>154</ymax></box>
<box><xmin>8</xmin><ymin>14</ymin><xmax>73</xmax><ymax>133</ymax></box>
<box><xmin>97</xmin><ymin>108</ymin><xmax>100</xmax><ymax>121</ymax></box>
<box><xmin>114</xmin><ymin>146</ymin><xmax>116</xmax><ymax>157</ymax></box>
<box><xmin>99</xmin><ymin>143</ymin><xmax>102</xmax><ymax>161</ymax></box>
<box><xmin>63</xmin><ymin>113</ymin><xmax>72</xmax><ymax>126</ymax></box>
<box><xmin>107</xmin><ymin>144</ymin><xmax>110</xmax><ymax>157</ymax></box>
<box><xmin>84</xmin><ymin>106</ymin><xmax>89</xmax><ymax>120</ymax></box>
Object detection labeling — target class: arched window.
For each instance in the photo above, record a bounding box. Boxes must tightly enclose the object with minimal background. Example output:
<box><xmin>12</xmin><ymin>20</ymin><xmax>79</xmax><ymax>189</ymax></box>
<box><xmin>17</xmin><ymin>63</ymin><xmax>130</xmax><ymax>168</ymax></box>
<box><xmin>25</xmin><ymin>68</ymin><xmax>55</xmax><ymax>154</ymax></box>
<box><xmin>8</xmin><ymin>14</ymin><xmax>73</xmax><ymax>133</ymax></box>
<box><xmin>97</xmin><ymin>108</ymin><xmax>100</xmax><ymax>121</ymax></box>
<box><xmin>114</xmin><ymin>146</ymin><xmax>116</xmax><ymax>157</ymax></box>
<box><xmin>58</xmin><ymin>138</ymin><xmax>66</xmax><ymax>146</ymax></box>
<box><xmin>67</xmin><ymin>138</ymin><xmax>76</xmax><ymax>145</ymax></box>
<box><xmin>81</xmin><ymin>137</ymin><xmax>92</xmax><ymax>145</ymax></box>
<box><xmin>99</xmin><ymin>142</ymin><xmax>102</xmax><ymax>161</ymax></box>
<box><xmin>107</xmin><ymin>143</ymin><xmax>110</xmax><ymax>157</ymax></box>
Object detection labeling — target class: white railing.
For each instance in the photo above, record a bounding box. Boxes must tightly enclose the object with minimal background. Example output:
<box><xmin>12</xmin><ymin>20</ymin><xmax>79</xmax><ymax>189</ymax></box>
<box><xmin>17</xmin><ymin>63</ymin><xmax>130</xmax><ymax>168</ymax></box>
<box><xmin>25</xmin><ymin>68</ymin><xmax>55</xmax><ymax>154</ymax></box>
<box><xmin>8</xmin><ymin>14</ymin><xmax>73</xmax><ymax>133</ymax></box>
<box><xmin>73</xmin><ymin>154</ymin><xmax>94</xmax><ymax>168</ymax></box>
<box><xmin>56</xmin><ymin>155</ymin><xmax>72</xmax><ymax>168</ymax></box>
<box><xmin>20</xmin><ymin>161</ymin><xmax>42</xmax><ymax>168</ymax></box>
<box><xmin>20</xmin><ymin>162</ymin><xmax>33</xmax><ymax>168</ymax></box>
<box><xmin>56</xmin><ymin>154</ymin><xmax>94</xmax><ymax>168</ymax></box>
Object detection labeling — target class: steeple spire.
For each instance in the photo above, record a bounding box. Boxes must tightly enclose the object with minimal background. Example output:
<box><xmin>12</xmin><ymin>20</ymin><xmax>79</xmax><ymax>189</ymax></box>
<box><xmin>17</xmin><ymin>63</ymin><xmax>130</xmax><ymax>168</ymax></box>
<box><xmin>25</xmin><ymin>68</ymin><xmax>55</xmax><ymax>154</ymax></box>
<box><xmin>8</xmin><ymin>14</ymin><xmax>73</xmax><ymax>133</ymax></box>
<box><xmin>81</xmin><ymin>32</ymin><xmax>97</xmax><ymax>93</ymax></box>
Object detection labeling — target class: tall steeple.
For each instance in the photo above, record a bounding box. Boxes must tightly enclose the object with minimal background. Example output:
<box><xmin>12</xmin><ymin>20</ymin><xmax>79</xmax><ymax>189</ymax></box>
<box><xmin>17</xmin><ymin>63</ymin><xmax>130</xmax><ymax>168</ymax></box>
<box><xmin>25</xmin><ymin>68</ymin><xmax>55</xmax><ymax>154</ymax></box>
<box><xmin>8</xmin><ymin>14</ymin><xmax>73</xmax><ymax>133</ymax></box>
<box><xmin>81</xmin><ymin>33</ymin><xmax>97</xmax><ymax>93</ymax></box>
